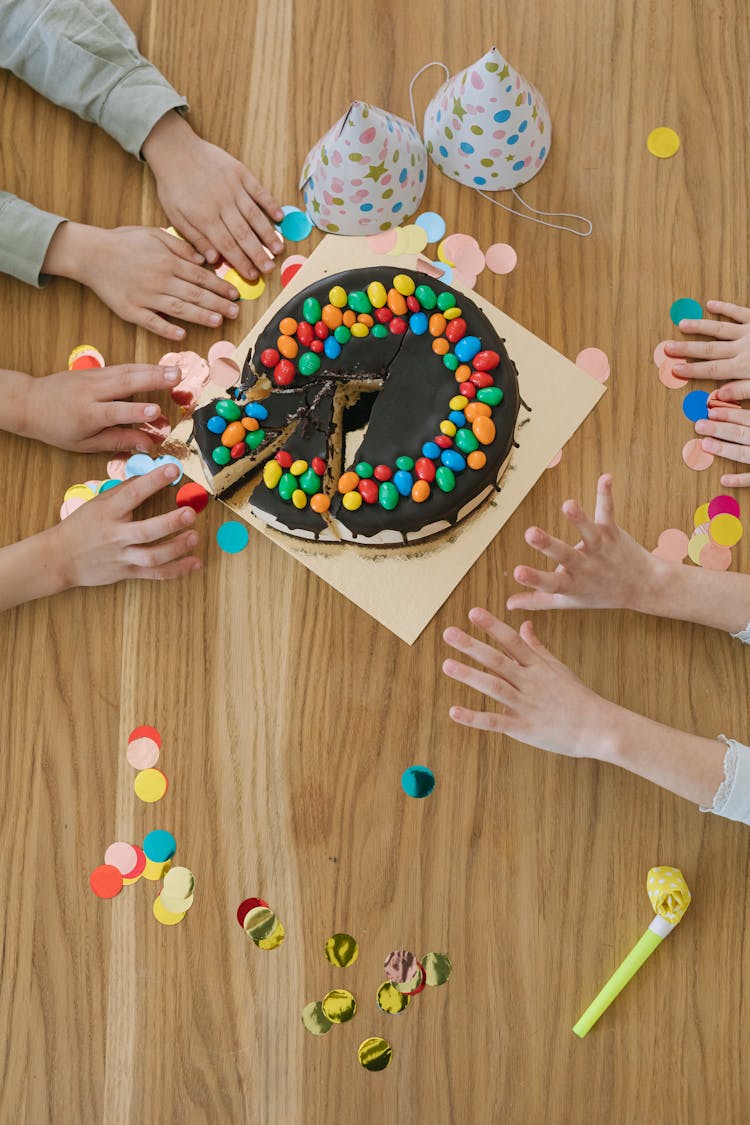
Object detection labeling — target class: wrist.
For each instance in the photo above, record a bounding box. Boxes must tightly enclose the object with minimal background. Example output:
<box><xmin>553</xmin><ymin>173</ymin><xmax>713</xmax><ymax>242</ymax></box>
<box><xmin>624</xmin><ymin>552</ymin><xmax>673</xmax><ymax>615</ymax></box>
<box><xmin>142</xmin><ymin>109</ymin><xmax>196</xmax><ymax>176</ymax></box>
<box><xmin>42</xmin><ymin>221</ymin><xmax>103</xmax><ymax>285</ymax></box>
<box><xmin>39</xmin><ymin>523</ymin><xmax>75</xmax><ymax>595</ymax></box>
<box><xmin>0</xmin><ymin>369</ymin><xmax>35</xmax><ymax>438</ymax></box>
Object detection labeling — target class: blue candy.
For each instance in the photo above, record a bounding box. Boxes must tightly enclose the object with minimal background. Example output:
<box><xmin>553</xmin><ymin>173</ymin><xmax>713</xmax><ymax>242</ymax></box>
<box><xmin>393</xmin><ymin>469</ymin><xmax>413</xmax><ymax>496</ymax></box>
<box><xmin>454</xmin><ymin>335</ymin><xmax>482</xmax><ymax>364</ymax></box>
<box><xmin>244</xmin><ymin>402</ymin><xmax>268</xmax><ymax>421</ymax></box>
<box><xmin>324</xmin><ymin>335</ymin><xmax>342</xmax><ymax>360</ymax></box>
<box><xmin>448</xmin><ymin>410</ymin><xmax>466</xmax><ymax>428</ymax></box>
<box><xmin>207</xmin><ymin>415</ymin><xmax>227</xmax><ymax>434</ymax></box>
<box><xmin>441</xmin><ymin>449</ymin><xmax>467</xmax><ymax>473</ymax></box>
<box><xmin>409</xmin><ymin>311</ymin><xmax>429</xmax><ymax>335</ymax></box>
<box><xmin>422</xmin><ymin>441</ymin><xmax>441</xmax><ymax>459</ymax></box>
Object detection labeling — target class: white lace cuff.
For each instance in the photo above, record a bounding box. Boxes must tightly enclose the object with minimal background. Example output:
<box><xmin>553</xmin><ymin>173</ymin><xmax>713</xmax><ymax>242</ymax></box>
<box><xmin>731</xmin><ymin>622</ymin><xmax>750</xmax><ymax>644</ymax></box>
<box><xmin>700</xmin><ymin>735</ymin><xmax>750</xmax><ymax>824</ymax></box>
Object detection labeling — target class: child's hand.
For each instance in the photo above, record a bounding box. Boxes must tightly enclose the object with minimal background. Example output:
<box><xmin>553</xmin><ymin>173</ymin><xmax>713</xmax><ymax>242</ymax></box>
<box><xmin>142</xmin><ymin>111</ymin><xmax>284</xmax><ymax>282</ymax></box>
<box><xmin>24</xmin><ymin>364</ymin><xmax>180</xmax><ymax>453</ymax></box>
<box><xmin>43</xmin><ymin>223</ymin><xmax>240</xmax><ymax>341</ymax></box>
<box><xmin>695</xmin><ymin>380</ymin><xmax>750</xmax><ymax>486</ymax></box>
<box><xmin>665</xmin><ymin>300</ymin><xmax>750</xmax><ymax>380</ymax></box>
<box><xmin>442</xmin><ymin>610</ymin><xmax>611</xmax><ymax>756</ymax></box>
<box><xmin>505</xmin><ymin>474</ymin><xmax>659</xmax><ymax>613</ymax></box>
<box><xmin>54</xmin><ymin>464</ymin><xmax>201</xmax><ymax>587</ymax></box>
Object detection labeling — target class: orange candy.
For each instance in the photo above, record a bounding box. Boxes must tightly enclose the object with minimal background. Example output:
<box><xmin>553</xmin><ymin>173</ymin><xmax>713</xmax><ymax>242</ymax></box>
<box><xmin>279</xmin><ymin>317</ymin><xmax>297</xmax><ymax>335</ymax></box>
<box><xmin>242</xmin><ymin>417</ymin><xmax>259</xmax><ymax>432</ymax></box>
<box><xmin>277</xmin><ymin>335</ymin><xmax>299</xmax><ymax>359</ymax></box>
<box><xmin>221</xmin><ymin>421</ymin><xmax>246</xmax><ymax>447</ymax></box>
<box><xmin>432</xmin><ymin>338</ymin><xmax>450</xmax><ymax>355</ymax></box>
<box><xmin>429</xmin><ymin>313</ymin><xmax>447</xmax><ymax>337</ymax></box>
<box><xmin>343</xmin><ymin>309</ymin><xmax>357</xmax><ymax>328</ymax></box>
<box><xmin>322</xmin><ymin>304</ymin><xmax>343</xmax><ymax>329</ymax></box>
<box><xmin>310</xmin><ymin>493</ymin><xmax>331</xmax><ymax>513</ymax></box>
<box><xmin>464</xmin><ymin>402</ymin><xmax>492</xmax><ymax>422</ymax></box>
<box><xmin>455</xmin><ymin>364</ymin><xmax>472</xmax><ymax>382</ymax></box>
<box><xmin>337</xmin><ymin>471</ymin><xmax>360</xmax><ymax>493</ymax></box>
<box><xmin>467</xmin><ymin>450</ymin><xmax>487</xmax><ymax>470</ymax></box>
<box><xmin>472</xmin><ymin>416</ymin><xmax>496</xmax><ymax>445</ymax></box>
<box><xmin>411</xmin><ymin>480</ymin><xmax>431</xmax><ymax>503</ymax></box>
<box><xmin>387</xmin><ymin>289</ymin><xmax>407</xmax><ymax>316</ymax></box>
<box><xmin>357</xmin><ymin>313</ymin><xmax>374</xmax><ymax>327</ymax></box>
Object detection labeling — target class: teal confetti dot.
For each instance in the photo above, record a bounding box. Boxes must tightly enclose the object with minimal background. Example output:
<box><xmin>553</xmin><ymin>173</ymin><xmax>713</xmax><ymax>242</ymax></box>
<box><xmin>670</xmin><ymin>297</ymin><xmax>703</xmax><ymax>326</ymax></box>
<box><xmin>401</xmin><ymin>765</ymin><xmax>435</xmax><ymax>799</ymax></box>
<box><xmin>143</xmin><ymin>830</ymin><xmax>176</xmax><ymax>863</ymax></box>
<box><xmin>279</xmin><ymin>209</ymin><xmax>313</xmax><ymax>241</ymax></box>
<box><xmin>217</xmin><ymin>521</ymin><xmax>249</xmax><ymax>554</ymax></box>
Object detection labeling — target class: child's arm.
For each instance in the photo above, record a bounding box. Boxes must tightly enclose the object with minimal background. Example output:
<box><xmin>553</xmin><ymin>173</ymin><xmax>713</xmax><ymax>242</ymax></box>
<box><xmin>442</xmin><ymin>611</ymin><xmax>727</xmax><ymax>810</ymax></box>
<box><xmin>0</xmin><ymin>364</ymin><xmax>179</xmax><ymax>453</ymax></box>
<box><xmin>0</xmin><ymin>464</ymin><xmax>201</xmax><ymax>613</ymax></box>
<box><xmin>506</xmin><ymin>474</ymin><xmax>750</xmax><ymax>636</ymax></box>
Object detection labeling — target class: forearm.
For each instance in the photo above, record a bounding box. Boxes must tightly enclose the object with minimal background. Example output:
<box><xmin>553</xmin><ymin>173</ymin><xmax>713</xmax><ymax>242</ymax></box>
<box><xmin>630</xmin><ymin>555</ymin><xmax>750</xmax><ymax>635</ymax></box>
<box><xmin>0</xmin><ymin>526</ymin><xmax>69</xmax><ymax>612</ymax></box>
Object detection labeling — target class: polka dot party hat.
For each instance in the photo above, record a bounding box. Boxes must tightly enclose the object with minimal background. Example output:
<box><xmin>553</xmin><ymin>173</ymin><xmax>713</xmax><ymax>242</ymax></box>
<box><xmin>299</xmin><ymin>101</ymin><xmax>428</xmax><ymax>236</ymax></box>
<box><xmin>422</xmin><ymin>46</ymin><xmax>551</xmax><ymax>192</ymax></box>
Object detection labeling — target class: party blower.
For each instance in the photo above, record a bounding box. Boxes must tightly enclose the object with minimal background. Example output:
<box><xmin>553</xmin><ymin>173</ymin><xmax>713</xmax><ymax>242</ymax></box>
<box><xmin>573</xmin><ymin>867</ymin><xmax>691</xmax><ymax>1038</ymax></box>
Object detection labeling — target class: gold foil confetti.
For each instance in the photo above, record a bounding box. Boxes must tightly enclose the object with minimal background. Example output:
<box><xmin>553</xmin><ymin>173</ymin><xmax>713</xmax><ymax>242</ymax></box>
<box><xmin>422</xmin><ymin>952</ymin><xmax>453</xmax><ymax>986</ymax></box>
<box><xmin>301</xmin><ymin>1001</ymin><xmax>333</xmax><ymax>1036</ymax></box>
<box><xmin>321</xmin><ymin>989</ymin><xmax>357</xmax><ymax>1024</ymax></box>
<box><xmin>358</xmin><ymin>1037</ymin><xmax>393</xmax><ymax>1072</ymax></box>
<box><xmin>376</xmin><ymin>981</ymin><xmax>410</xmax><ymax>1015</ymax></box>
<box><xmin>324</xmin><ymin>932</ymin><xmax>359</xmax><ymax>968</ymax></box>
<box><xmin>384</xmin><ymin>950</ymin><xmax>418</xmax><ymax>985</ymax></box>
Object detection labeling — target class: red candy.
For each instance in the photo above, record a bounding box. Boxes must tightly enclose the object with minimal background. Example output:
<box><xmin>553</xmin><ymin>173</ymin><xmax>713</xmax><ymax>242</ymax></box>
<box><xmin>415</xmin><ymin>457</ymin><xmax>436</xmax><ymax>482</ymax></box>
<box><xmin>297</xmin><ymin>322</ymin><xmax>314</xmax><ymax>347</ymax></box>
<box><xmin>276</xmin><ymin>450</ymin><xmax>293</xmax><ymax>468</ymax></box>
<box><xmin>358</xmin><ymin>478</ymin><xmax>379</xmax><ymax>504</ymax></box>
<box><xmin>434</xmin><ymin>435</ymin><xmax>453</xmax><ymax>449</ymax></box>
<box><xmin>406</xmin><ymin>295</ymin><xmax>421</xmax><ymax>312</ymax></box>
<box><xmin>260</xmin><ymin>347</ymin><xmax>280</xmax><ymax>368</ymax></box>
<box><xmin>273</xmin><ymin>359</ymin><xmax>296</xmax><ymax>386</ymax></box>
<box><xmin>314</xmin><ymin>321</ymin><xmax>329</xmax><ymax>339</ymax></box>
<box><xmin>459</xmin><ymin>381</ymin><xmax>477</xmax><ymax>399</ymax></box>
<box><xmin>312</xmin><ymin>457</ymin><xmax>326</xmax><ymax>475</ymax></box>
<box><xmin>176</xmin><ymin>482</ymin><xmax>209</xmax><ymax>513</ymax></box>
<box><xmin>445</xmin><ymin>317</ymin><xmax>467</xmax><ymax>343</ymax></box>
<box><xmin>473</xmin><ymin>349</ymin><xmax>500</xmax><ymax>372</ymax></box>
<box><xmin>470</xmin><ymin>371</ymin><xmax>494</xmax><ymax>389</ymax></box>
<box><xmin>230</xmin><ymin>442</ymin><xmax>247</xmax><ymax>459</ymax></box>
<box><xmin>373</xmin><ymin>464</ymin><xmax>392</xmax><ymax>482</ymax></box>
<box><xmin>310</xmin><ymin>339</ymin><xmax>324</xmax><ymax>353</ymax></box>
<box><xmin>375</xmin><ymin>307</ymin><xmax>393</xmax><ymax>324</ymax></box>
<box><xmin>389</xmin><ymin>316</ymin><xmax>408</xmax><ymax>335</ymax></box>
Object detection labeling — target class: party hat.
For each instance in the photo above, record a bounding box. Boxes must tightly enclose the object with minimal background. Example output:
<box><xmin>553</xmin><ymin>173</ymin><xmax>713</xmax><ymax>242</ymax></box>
<box><xmin>299</xmin><ymin>101</ymin><xmax>428</xmax><ymax>235</ymax></box>
<box><xmin>422</xmin><ymin>46</ymin><xmax>551</xmax><ymax>192</ymax></box>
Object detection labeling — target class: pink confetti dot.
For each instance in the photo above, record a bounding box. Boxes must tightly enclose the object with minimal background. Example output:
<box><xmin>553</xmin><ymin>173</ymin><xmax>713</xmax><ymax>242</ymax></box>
<box><xmin>682</xmin><ymin>438</ymin><xmax>714</xmax><ymax>471</ymax></box>
<box><xmin>366</xmin><ymin>229</ymin><xmax>397</xmax><ymax>253</ymax></box>
<box><xmin>653</xmin><ymin>340</ymin><xmax>671</xmax><ymax>367</ymax></box>
<box><xmin>209</xmin><ymin>357</ymin><xmax>241</xmax><ymax>391</ymax></box>
<box><xmin>104</xmin><ymin>842</ymin><xmax>139</xmax><ymax>876</ymax></box>
<box><xmin>708</xmin><ymin>494</ymin><xmax>741</xmax><ymax>519</ymax></box>
<box><xmin>699</xmin><ymin>540</ymin><xmax>733</xmax><ymax>570</ymax></box>
<box><xmin>575</xmin><ymin>347</ymin><xmax>610</xmax><ymax>383</ymax></box>
<box><xmin>658</xmin><ymin>359</ymin><xmax>688</xmax><ymax>389</ymax></box>
<box><xmin>207</xmin><ymin>340</ymin><xmax>236</xmax><ymax>365</ymax></box>
<box><xmin>485</xmin><ymin>243</ymin><xmax>518</xmax><ymax>274</ymax></box>
<box><xmin>654</xmin><ymin>528</ymin><xmax>689</xmax><ymax>561</ymax></box>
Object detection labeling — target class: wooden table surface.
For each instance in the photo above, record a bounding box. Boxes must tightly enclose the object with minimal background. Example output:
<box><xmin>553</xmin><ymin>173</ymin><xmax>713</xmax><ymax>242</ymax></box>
<box><xmin>2</xmin><ymin>2</ymin><xmax>749</xmax><ymax>1122</ymax></box>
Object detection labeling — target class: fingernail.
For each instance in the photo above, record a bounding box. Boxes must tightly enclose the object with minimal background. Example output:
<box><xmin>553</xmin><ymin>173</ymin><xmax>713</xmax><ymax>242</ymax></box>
<box><xmin>228</xmin><ymin>288</ymin><xmax>239</xmax><ymax>300</ymax></box>
<box><xmin>163</xmin><ymin>367</ymin><xmax>180</xmax><ymax>381</ymax></box>
<box><xmin>261</xmin><ymin>261</ymin><xmax>274</xmax><ymax>273</ymax></box>
<box><xmin>190</xmin><ymin>560</ymin><xmax>202</xmax><ymax>572</ymax></box>
<box><xmin>205</xmin><ymin>249</ymin><xmax>218</xmax><ymax>263</ymax></box>
<box><xmin>135</xmin><ymin>443</ymin><xmax>150</xmax><ymax>453</ymax></box>
<box><xmin>272</xmin><ymin>238</ymin><xmax>283</xmax><ymax>253</ymax></box>
<box><xmin>210</xmin><ymin>313</ymin><xmax>222</xmax><ymax>325</ymax></box>
<box><xmin>695</xmin><ymin>420</ymin><xmax>708</xmax><ymax>432</ymax></box>
<box><xmin>228</xmin><ymin>305</ymin><xmax>239</xmax><ymax>318</ymax></box>
<box><xmin>176</xmin><ymin>327</ymin><xmax>186</xmax><ymax>338</ymax></box>
<box><xmin>674</xmin><ymin>363</ymin><xmax>686</xmax><ymax>372</ymax></box>
<box><xmin>144</xmin><ymin>404</ymin><xmax>159</xmax><ymax>419</ymax></box>
<box><xmin>186</xmin><ymin>532</ymin><xmax>199</xmax><ymax>548</ymax></box>
<box><xmin>181</xmin><ymin>507</ymin><xmax>195</xmax><ymax>524</ymax></box>
<box><xmin>165</xmin><ymin>464</ymin><xmax>179</xmax><ymax>478</ymax></box>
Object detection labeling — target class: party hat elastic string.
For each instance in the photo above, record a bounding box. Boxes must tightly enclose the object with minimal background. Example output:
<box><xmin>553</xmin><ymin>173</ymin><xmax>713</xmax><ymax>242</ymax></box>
<box><xmin>477</xmin><ymin>187</ymin><xmax>593</xmax><ymax>237</ymax></box>
<box><xmin>408</xmin><ymin>61</ymin><xmax>450</xmax><ymax>131</ymax></box>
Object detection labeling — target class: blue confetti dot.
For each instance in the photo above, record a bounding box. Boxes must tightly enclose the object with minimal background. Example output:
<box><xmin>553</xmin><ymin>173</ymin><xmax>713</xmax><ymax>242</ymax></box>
<box><xmin>401</xmin><ymin>765</ymin><xmax>435</xmax><ymax>799</ymax></box>
<box><xmin>217</xmin><ymin>521</ymin><xmax>249</xmax><ymax>554</ymax></box>
<box><xmin>414</xmin><ymin>211</ymin><xmax>446</xmax><ymax>242</ymax></box>
<box><xmin>670</xmin><ymin>297</ymin><xmax>703</xmax><ymax>326</ymax></box>
<box><xmin>279</xmin><ymin>208</ymin><xmax>313</xmax><ymax>242</ymax></box>
<box><xmin>682</xmin><ymin>390</ymin><xmax>710</xmax><ymax>422</ymax></box>
<box><xmin>494</xmin><ymin>109</ymin><xmax>511</xmax><ymax>123</ymax></box>
<box><xmin>98</xmin><ymin>479</ymin><xmax>119</xmax><ymax>493</ymax></box>
<box><xmin>143</xmin><ymin>829</ymin><xmax>176</xmax><ymax>863</ymax></box>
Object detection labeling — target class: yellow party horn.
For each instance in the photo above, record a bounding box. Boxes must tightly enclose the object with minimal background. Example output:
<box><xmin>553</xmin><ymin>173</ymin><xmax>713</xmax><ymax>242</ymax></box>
<box><xmin>573</xmin><ymin>866</ymin><xmax>691</xmax><ymax>1038</ymax></box>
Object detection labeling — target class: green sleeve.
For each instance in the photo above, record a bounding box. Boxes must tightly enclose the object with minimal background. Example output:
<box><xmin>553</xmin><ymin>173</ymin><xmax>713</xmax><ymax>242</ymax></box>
<box><xmin>0</xmin><ymin>192</ymin><xmax>66</xmax><ymax>287</ymax></box>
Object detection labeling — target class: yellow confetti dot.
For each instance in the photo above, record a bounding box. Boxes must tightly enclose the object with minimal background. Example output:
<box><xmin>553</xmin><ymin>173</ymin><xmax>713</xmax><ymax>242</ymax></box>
<box><xmin>710</xmin><ymin>513</ymin><xmax>743</xmax><ymax>547</ymax></box>
<box><xmin>257</xmin><ymin>919</ymin><xmax>285</xmax><ymax>949</ymax></box>
<box><xmin>134</xmin><ymin>767</ymin><xmax>168</xmax><ymax>803</ymax></box>
<box><xmin>376</xmin><ymin>982</ymin><xmax>410</xmax><ymax>1014</ymax></box>
<box><xmin>437</xmin><ymin>239</ymin><xmax>456</xmax><ymax>266</ymax></box>
<box><xmin>63</xmin><ymin>483</ymin><xmax>96</xmax><ymax>503</ymax></box>
<box><xmin>688</xmin><ymin>532</ymin><xmax>709</xmax><ymax>565</ymax></box>
<box><xmin>153</xmin><ymin>895</ymin><xmax>185</xmax><ymax>926</ymax></box>
<box><xmin>322</xmin><ymin>989</ymin><xmax>356</xmax><ymax>1023</ymax></box>
<box><xmin>358</xmin><ymin>1037</ymin><xmax>392</xmax><ymax>1071</ymax></box>
<box><xmin>301</xmin><ymin>1001</ymin><xmax>333</xmax><ymax>1036</ymax></box>
<box><xmin>143</xmin><ymin>857</ymin><xmax>170</xmax><ymax>882</ymax></box>
<box><xmin>422</xmin><ymin>951</ymin><xmax>453</xmax><ymax>986</ymax></box>
<box><xmin>223</xmin><ymin>268</ymin><xmax>266</xmax><ymax>300</ymax></box>
<box><xmin>693</xmin><ymin>503</ymin><xmax>710</xmax><ymax>527</ymax></box>
<box><xmin>647</xmin><ymin>127</ymin><xmax>680</xmax><ymax>159</ymax></box>
<box><xmin>324</xmin><ymin>933</ymin><xmax>359</xmax><ymax>967</ymax></box>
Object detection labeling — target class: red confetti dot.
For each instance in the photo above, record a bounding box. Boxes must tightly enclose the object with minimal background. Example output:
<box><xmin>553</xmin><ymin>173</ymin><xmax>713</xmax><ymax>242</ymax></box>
<box><xmin>280</xmin><ymin>262</ymin><xmax>303</xmax><ymax>287</ymax></box>
<box><xmin>236</xmin><ymin>896</ymin><xmax>270</xmax><ymax>928</ymax></box>
<box><xmin>128</xmin><ymin>725</ymin><xmax>162</xmax><ymax>748</ymax></box>
<box><xmin>71</xmin><ymin>354</ymin><xmax>102</xmax><ymax>370</ymax></box>
<box><xmin>176</xmin><ymin>482</ymin><xmax>209</xmax><ymax>513</ymax></box>
<box><xmin>90</xmin><ymin>864</ymin><xmax>123</xmax><ymax>899</ymax></box>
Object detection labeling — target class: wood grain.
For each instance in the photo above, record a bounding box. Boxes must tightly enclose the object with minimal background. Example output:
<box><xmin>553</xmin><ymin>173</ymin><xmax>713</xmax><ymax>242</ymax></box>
<box><xmin>2</xmin><ymin>1</ymin><xmax>750</xmax><ymax>1121</ymax></box>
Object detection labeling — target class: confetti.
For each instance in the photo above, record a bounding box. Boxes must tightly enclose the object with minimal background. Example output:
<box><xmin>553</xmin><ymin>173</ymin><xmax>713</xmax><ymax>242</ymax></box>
<box><xmin>242</xmin><ymin>904</ymin><xmax>286</xmax><ymax>949</ymax></box>
<box><xmin>104</xmin><ymin>841</ymin><xmax>138</xmax><ymax>876</ymax></box>
<box><xmin>358</xmin><ymin>1037</ymin><xmax>393</xmax><ymax>1071</ymax></box>
<box><xmin>439</xmin><ymin>233</ymin><xmax>485</xmax><ymax>277</ymax></box>
<box><xmin>126</xmin><ymin>736</ymin><xmax>160</xmax><ymax>770</ymax></box>
<box><xmin>143</xmin><ymin>857</ymin><xmax>171</xmax><ymax>881</ymax></box>
<box><xmin>647</xmin><ymin>127</ymin><xmax>681</xmax><ymax>159</ymax></box>
<box><xmin>422</xmin><ymin>952</ymin><xmax>453</xmax><ymax>986</ymax></box>
<box><xmin>325</xmin><ymin>933</ymin><xmax>359</xmax><ymax>968</ymax></box>
<box><xmin>682</xmin><ymin>438</ymin><xmax>714</xmax><ymax>471</ymax></box>
<box><xmin>161</xmin><ymin>866</ymin><xmax>195</xmax><ymax>913</ymax></box>
<box><xmin>394</xmin><ymin>962</ymin><xmax>427</xmax><ymax>996</ymax></box>
<box><xmin>322</xmin><ymin>989</ymin><xmax>357</xmax><ymax>1024</ymax></box>
<box><xmin>301</xmin><ymin>1001</ymin><xmax>333</xmax><ymax>1036</ymax></box>
<box><xmin>671</xmin><ymin>298</ymin><xmax>703</xmax><ymax>326</ymax></box>
<box><xmin>414</xmin><ymin>212</ymin><xmax>446</xmax><ymax>242</ymax></box>
<box><xmin>708</xmin><ymin>495</ymin><xmax>741</xmax><ymax>519</ymax></box>
<box><xmin>107</xmin><ymin>455</ymin><xmax>129</xmax><ymax>481</ymax></box>
<box><xmin>236</xmin><ymin>897</ymin><xmax>269</xmax><ymax>928</ymax></box>
<box><xmin>153</xmin><ymin>896</ymin><xmax>186</xmax><ymax>926</ymax></box>
<box><xmin>658</xmin><ymin>359</ymin><xmax>687</xmax><ymax>389</ymax></box>
<box><xmin>89</xmin><ymin>864</ymin><xmax>123</xmax><ymax>899</ymax></box>
<box><xmin>693</xmin><ymin>503</ymin><xmax>711</xmax><ymax>527</ymax></box>
<box><xmin>217</xmin><ymin>520</ymin><xmax>249</xmax><ymax>554</ymax></box>
<box><xmin>682</xmin><ymin>390</ymin><xmax>709</xmax><ymax>422</ymax></box>
<box><xmin>280</xmin><ymin>255</ymin><xmax>308</xmax><ymax>286</ymax></box>
<box><xmin>652</xmin><ymin>529</ymin><xmax>689</xmax><ymax>563</ymax></box>
<box><xmin>125</xmin><ymin>452</ymin><xmax>183</xmax><ymax>483</ymax></box>
<box><xmin>68</xmin><ymin>344</ymin><xmax>105</xmax><ymax>370</ymax></box>
<box><xmin>134</xmin><ymin>767</ymin><xmax>168</xmax><ymax>803</ymax></box>
<box><xmin>546</xmin><ymin>449</ymin><xmax>563</xmax><ymax>469</ymax></box>
<box><xmin>709</xmin><ymin>513</ymin><xmax>743</xmax><ymax>547</ymax></box>
<box><xmin>699</xmin><ymin>541</ymin><xmax>732</xmax><ymax>570</ymax></box>
<box><xmin>366</xmin><ymin>229</ymin><xmax>398</xmax><ymax>254</ymax></box>
<box><xmin>376</xmin><ymin>982</ymin><xmax>410</xmax><ymax>1014</ymax></box>
<box><xmin>143</xmin><ymin>829</ymin><xmax>176</xmax><ymax>864</ymax></box>
<box><xmin>223</xmin><ymin>269</ymin><xmax>265</xmax><ymax>301</ymax></box>
<box><xmin>575</xmin><ymin>347</ymin><xmax>610</xmax><ymax>383</ymax></box>
<box><xmin>384</xmin><ymin>950</ymin><xmax>418</xmax><ymax>985</ymax></box>
<box><xmin>279</xmin><ymin>208</ymin><xmax>313</xmax><ymax>242</ymax></box>
<box><xmin>176</xmin><ymin>482</ymin><xmax>209</xmax><ymax>514</ymax></box>
<box><xmin>401</xmin><ymin>765</ymin><xmax>435</xmax><ymax>798</ymax></box>
<box><xmin>687</xmin><ymin>532</ymin><xmax>709</xmax><ymax>566</ymax></box>
<box><xmin>653</xmin><ymin>341</ymin><xmax>671</xmax><ymax>367</ymax></box>
<box><xmin>122</xmin><ymin>846</ymin><xmax>146</xmax><ymax>884</ymax></box>
<box><xmin>485</xmin><ymin>242</ymin><xmax>518</xmax><ymax>275</ymax></box>
<box><xmin>128</xmin><ymin>724</ymin><xmax>161</xmax><ymax>747</ymax></box>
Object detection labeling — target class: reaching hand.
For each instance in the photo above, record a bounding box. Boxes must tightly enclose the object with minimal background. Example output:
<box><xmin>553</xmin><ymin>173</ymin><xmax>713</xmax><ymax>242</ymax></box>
<box><xmin>24</xmin><ymin>364</ymin><xmax>180</xmax><ymax>453</ymax></box>
<box><xmin>665</xmin><ymin>300</ymin><xmax>750</xmax><ymax>380</ymax></box>
<box><xmin>694</xmin><ymin>380</ymin><xmax>750</xmax><ymax>486</ymax></box>
<box><xmin>505</xmin><ymin>474</ymin><xmax>657</xmax><ymax>613</ymax></box>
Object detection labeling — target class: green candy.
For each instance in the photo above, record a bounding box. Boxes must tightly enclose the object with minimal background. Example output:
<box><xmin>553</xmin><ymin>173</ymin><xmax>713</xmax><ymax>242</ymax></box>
<box><xmin>443</xmin><ymin>353</ymin><xmax>459</xmax><ymax>371</ymax></box>
<box><xmin>477</xmin><ymin>387</ymin><xmax>504</xmax><ymax>406</ymax></box>
<box><xmin>395</xmin><ymin>455</ymin><xmax>415</xmax><ymax>471</ymax></box>
<box><xmin>347</xmin><ymin>290</ymin><xmax>372</xmax><ymax>315</ymax></box>
<box><xmin>299</xmin><ymin>468</ymin><xmax>322</xmax><ymax>495</ymax></box>
<box><xmin>355</xmin><ymin>461</ymin><xmax>374</xmax><ymax>478</ymax></box>
<box><xmin>334</xmin><ymin>325</ymin><xmax>351</xmax><ymax>345</ymax></box>
<box><xmin>371</xmin><ymin>324</ymin><xmax>388</xmax><ymax>338</ymax></box>
<box><xmin>212</xmin><ymin>446</ymin><xmax>231</xmax><ymax>465</ymax></box>
<box><xmin>378</xmin><ymin>481</ymin><xmax>399</xmax><ymax>510</ymax></box>
<box><xmin>437</xmin><ymin>291</ymin><xmax>457</xmax><ymax>312</ymax></box>
<box><xmin>302</xmin><ymin>297</ymin><xmax>322</xmax><ymax>324</ymax></box>
<box><xmin>455</xmin><ymin>428</ymin><xmax>479</xmax><ymax>455</ymax></box>
<box><xmin>414</xmin><ymin>284</ymin><xmax>437</xmax><ymax>309</ymax></box>
<box><xmin>244</xmin><ymin>428</ymin><xmax>266</xmax><ymax>450</ymax></box>
<box><xmin>215</xmin><ymin>399</ymin><xmax>242</xmax><ymax>421</ymax></box>
<box><xmin>278</xmin><ymin>472</ymin><xmax>297</xmax><ymax>501</ymax></box>
<box><xmin>298</xmin><ymin>351</ymin><xmax>321</xmax><ymax>376</ymax></box>
<box><xmin>435</xmin><ymin>466</ymin><xmax>456</xmax><ymax>493</ymax></box>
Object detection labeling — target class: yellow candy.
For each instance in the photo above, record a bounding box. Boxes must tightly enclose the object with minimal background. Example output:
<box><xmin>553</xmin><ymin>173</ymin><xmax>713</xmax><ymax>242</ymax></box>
<box><xmin>292</xmin><ymin>489</ymin><xmax>307</xmax><ymax>510</ymax></box>
<box><xmin>444</xmin><ymin>306</ymin><xmax>462</xmax><ymax>320</ymax></box>
<box><xmin>350</xmin><ymin>322</ymin><xmax>369</xmax><ymax>338</ymax></box>
<box><xmin>290</xmin><ymin>459</ymin><xmax>308</xmax><ymax>476</ymax></box>
<box><xmin>329</xmin><ymin>285</ymin><xmax>348</xmax><ymax>308</ymax></box>
<box><xmin>263</xmin><ymin>460</ymin><xmax>282</xmax><ymax>489</ymax></box>
<box><xmin>440</xmin><ymin>420</ymin><xmax>457</xmax><ymax>437</ymax></box>
<box><xmin>367</xmin><ymin>281</ymin><xmax>387</xmax><ymax>308</ymax></box>
<box><xmin>450</xmin><ymin>395</ymin><xmax>469</xmax><ymax>410</ymax></box>
<box><xmin>392</xmin><ymin>273</ymin><xmax>415</xmax><ymax>296</ymax></box>
<box><xmin>343</xmin><ymin>491</ymin><xmax>363</xmax><ymax>511</ymax></box>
